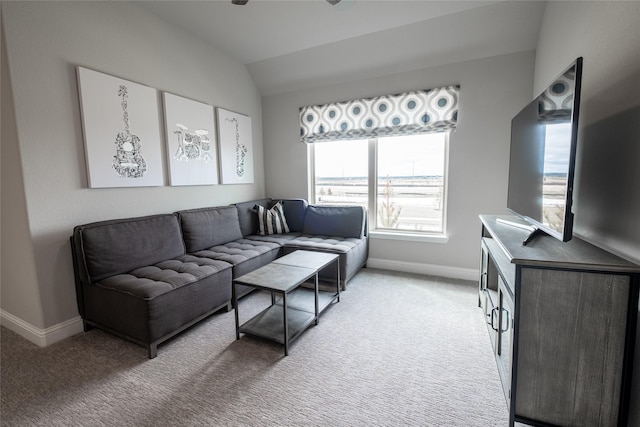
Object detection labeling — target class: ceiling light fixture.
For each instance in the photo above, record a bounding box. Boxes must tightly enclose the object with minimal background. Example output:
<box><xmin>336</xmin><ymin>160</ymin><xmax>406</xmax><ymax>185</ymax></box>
<box><xmin>232</xmin><ymin>0</ymin><xmax>340</xmax><ymax>5</ymax></box>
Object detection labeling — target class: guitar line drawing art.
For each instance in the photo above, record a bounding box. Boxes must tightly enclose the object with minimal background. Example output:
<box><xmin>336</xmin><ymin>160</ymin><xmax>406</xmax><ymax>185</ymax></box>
<box><xmin>113</xmin><ymin>85</ymin><xmax>147</xmax><ymax>178</ymax></box>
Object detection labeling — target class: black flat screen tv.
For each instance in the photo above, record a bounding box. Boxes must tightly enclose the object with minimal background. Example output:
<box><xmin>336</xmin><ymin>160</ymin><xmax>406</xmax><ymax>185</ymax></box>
<box><xmin>505</xmin><ymin>57</ymin><xmax>583</xmax><ymax>245</ymax></box>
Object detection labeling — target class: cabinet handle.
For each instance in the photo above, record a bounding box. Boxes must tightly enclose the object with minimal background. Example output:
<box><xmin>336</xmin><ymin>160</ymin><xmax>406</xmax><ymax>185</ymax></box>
<box><xmin>500</xmin><ymin>308</ymin><xmax>510</xmax><ymax>332</ymax></box>
<box><xmin>490</xmin><ymin>307</ymin><xmax>499</xmax><ymax>331</ymax></box>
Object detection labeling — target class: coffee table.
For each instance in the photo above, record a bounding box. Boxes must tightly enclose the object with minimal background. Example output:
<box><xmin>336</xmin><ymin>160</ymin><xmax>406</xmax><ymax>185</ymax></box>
<box><xmin>232</xmin><ymin>250</ymin><xmax>340</xmax><ymax>355</ymax></box>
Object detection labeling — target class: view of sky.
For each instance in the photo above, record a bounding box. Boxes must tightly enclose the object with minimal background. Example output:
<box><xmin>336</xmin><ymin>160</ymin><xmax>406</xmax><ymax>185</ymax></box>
<box><xmin>314</xmin><ymin>134</ymin><xmax>446</xmax><ymax>178</ymax></box>
<box><xmin>543</xmin><ymin>122</ymin><xmax>572</xmax><ymax>175</ymax></box>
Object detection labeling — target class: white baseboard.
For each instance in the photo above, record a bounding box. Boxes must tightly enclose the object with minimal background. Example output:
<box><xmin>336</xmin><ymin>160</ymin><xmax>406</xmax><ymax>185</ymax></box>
<box><xmin>366</xmin><ymin>258</ymin><xmax>478</xmax><ymax>282</ymax></box>
<box><xmin>0</xmin><ymin>309</ymin><xmax>84</xmax><ymax>347</ymax></box>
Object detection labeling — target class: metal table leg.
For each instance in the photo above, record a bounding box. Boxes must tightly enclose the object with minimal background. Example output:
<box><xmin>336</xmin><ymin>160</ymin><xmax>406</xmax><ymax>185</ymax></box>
<box><xmin>336</xmin><ymin>258</ymin><xmax>341</xmax><ymax>302</ymax></box>
<box><xmin>233</xmin><ymin>282</ymin><xmax>240</xmax><ymax>340</ymax></box>
<box><xmin>282</xmin><ymin>292</ymin><xmax>289</xmax><ymax>356</ymax></box>
<box><xmin>314</xmin><ymin>272</ymin><xmax>319</xmax><ymax>325</ymax></box>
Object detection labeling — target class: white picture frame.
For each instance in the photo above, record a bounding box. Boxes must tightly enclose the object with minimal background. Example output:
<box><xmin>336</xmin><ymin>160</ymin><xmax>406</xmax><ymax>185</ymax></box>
<box><xmin>76</xmin><ymin>67</ymin><xmax>164</xmax><ymax>188</ymax></box>
<box><xmin>216</xmin><ymin>108</ymin><xmax>254</xmax><ymax>184</ymax></box>
<box><xmin>163</xmin><ymin>93</ymin><xmax>219</xmax><ymax>186</ymax></box>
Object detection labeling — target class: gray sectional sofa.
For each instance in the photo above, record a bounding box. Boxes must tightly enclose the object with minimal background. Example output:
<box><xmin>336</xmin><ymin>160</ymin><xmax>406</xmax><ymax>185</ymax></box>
<box><xmin>70</xmin><ymin>198</ymin><xmax>368</xmax><ymax>358</ymax></box>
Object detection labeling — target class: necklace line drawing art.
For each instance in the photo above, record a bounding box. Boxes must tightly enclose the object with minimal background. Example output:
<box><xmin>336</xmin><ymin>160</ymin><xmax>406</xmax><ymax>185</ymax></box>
<box><xmin>225</xmin><ymin>117</ymin><xmax>248</xmax><ymax>178</ymax></box>
<box><xmin>113</xmin><ymin>85</ymin><xmax>147</xmax><ymax>178</ymax></box>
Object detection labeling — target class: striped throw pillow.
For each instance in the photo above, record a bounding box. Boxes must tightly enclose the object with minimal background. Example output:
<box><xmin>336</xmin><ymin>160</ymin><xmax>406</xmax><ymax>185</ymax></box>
<box><xmin>255</xmin><ymin>201</ymin><xmax>290</xmax><ymax>235</ymax></box>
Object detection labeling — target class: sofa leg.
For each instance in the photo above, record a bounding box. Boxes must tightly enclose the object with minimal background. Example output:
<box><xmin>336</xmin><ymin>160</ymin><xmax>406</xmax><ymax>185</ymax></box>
<box><xmin>83</xmin><ymin>321</ymin><xmax>93</xmax><ymax>332</ymax></box>
<box><xmin>225</xmin><ymin>301</ymin><xmax>233</xmax><ymax>312</ymax></box>
<box><xmin>148</xmin><ymin>344</ymin><xmax>158</xmax><ymax>359</ymax></box>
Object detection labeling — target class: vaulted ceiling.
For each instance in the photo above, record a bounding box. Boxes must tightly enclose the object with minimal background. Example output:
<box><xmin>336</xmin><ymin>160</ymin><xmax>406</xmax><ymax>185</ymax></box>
<box><xmin>135</xmin><ymin>0</ymin><xmax>546</xmax><ymax>95</ymax></box>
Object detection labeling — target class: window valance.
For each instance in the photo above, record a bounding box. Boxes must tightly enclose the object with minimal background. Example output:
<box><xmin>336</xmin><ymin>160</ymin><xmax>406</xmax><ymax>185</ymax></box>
<box><xmin>538</xmin><ymin>67</ymin><xmax>575</xmax><ymax>124</ymax></box>
<box><xmin>299</xmin><ymin>85</ymin><xmax>459</xmax><ymax>143</ymax></box>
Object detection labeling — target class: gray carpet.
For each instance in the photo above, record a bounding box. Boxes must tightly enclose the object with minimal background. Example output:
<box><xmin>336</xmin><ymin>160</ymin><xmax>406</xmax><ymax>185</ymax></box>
<box><xmin>1</xmin><ymin>268</ymin><xmax>509</xmax><ymax>426</ymax></box>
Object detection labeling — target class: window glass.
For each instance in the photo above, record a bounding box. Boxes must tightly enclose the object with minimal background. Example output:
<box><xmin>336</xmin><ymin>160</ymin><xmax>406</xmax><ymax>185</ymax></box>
<box><xmin>313</xmin><ymin>139</ymin><xmax>368</xmax><ymax>207</ymax></box>
<box><xmin>312</xmin><ymin>133</ymin><xmax>448</xmax><ymax>235</ymax></box>
<box><xmin>377</xmin><ymin>134</ymin><xmax>446</xmax><ymax>233</ymax></box>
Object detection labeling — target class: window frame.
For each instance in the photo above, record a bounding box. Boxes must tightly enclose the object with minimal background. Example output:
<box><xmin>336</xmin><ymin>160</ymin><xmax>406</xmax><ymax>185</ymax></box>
<box><xmin>308</xmin><ymin>133</ymin><xmax>450</xmax><ymax>241</ymax></box>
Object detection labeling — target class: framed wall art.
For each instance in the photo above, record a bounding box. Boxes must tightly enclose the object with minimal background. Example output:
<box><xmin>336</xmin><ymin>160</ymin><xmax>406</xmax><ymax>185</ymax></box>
<box><xmin>163</xmin><ymin>92</ymin><xmax>219</xmax><ymax>186</ymax></box>
<box><xmin>216</xmin><ymin>108</ymin><xmax>254</xmax><ymax>184</ymax></box>
<box><xmin>77</xmin><ymin>67</ymin><xmax>164</xmax><ymax>188</ymax></box>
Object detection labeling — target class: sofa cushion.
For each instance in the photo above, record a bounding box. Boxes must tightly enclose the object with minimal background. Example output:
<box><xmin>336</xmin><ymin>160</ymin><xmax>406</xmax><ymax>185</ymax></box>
<box><xmin>86</xmin><ymin>258</ymin><xmax>233</xmax><ymax>343</ymax></box>
<box><xmin>177</xmin><ymin>206</ymin><xmax>243</xmax><ymax>252</ymax></box>
<box><xmin>303</xmin><ymin>205</ymin><xmax>366</xmax><ymax>239</ymax></box>
<box><xmin>96</xmin><ymin>255</ymin><xmax>232</xmax><ymax>299</ymax></box>
<box><xmin>284</xmin><ymin>235</ymin><xmax>361</xmax><ymax>253</ymax></box>
<box><xmin>255</xmin><ymin>201</ymin><xmax>290</xmax><ymax>235</ymax></box>
<box><xmin>75</xmin><ymin>214</ymin><xmax>186</xmax><ymax>283</ymax></box>
<box><xmin>281</xmin><ymin>199</ymin><xmax>308</xmax><ymax>232</ymax></box>
<box><xmin>243</xmin><ymin>232</ymin><xmax>301</xmax><ymax>246</ymax></box>
<box><xmin>192</xmin><ymin>238</ymin><xmax>281</xmax><ymax>277</ymax></box>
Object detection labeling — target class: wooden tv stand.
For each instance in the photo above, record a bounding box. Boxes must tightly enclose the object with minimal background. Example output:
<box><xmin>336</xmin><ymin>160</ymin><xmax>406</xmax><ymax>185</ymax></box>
<box><xmin>478</xmin><ymin>215</ymin><xmax>640</xmax><ymax>427</ymax></box>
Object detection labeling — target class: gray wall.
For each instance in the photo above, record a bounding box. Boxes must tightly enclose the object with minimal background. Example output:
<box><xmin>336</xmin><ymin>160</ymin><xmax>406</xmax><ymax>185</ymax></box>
<box><xmin>534</xmin><ymin>1</ymin><xmax>640</xmax><ymax>264</ymax></box>
<box><xmin>0</xmin><ymin>1</ymin><xmax>265</xmax><ymax>342</ymax></box>
<box><xmin>263</xmin><ymin>51</ymin><xmax>535</xmax><ymax>277</ymax></box>
<box><xmin>2</xmin><ymin>12</ymin><xmax>46</xmax><ymax>331</ymax></box>
<box><xmin>532</xmin><ymin>2</ymin><xmax>640</xmax><ymax>424</ymax></box>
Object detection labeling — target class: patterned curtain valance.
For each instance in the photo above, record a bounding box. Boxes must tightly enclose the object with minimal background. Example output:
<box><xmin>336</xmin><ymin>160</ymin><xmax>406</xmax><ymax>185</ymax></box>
<box><xmin>538</xmin><ymin>66</ymin><xmax>575</xmax><ymax>124</ymax></box>
<box><xmin>299</xmin><ymin>85</ymin><xmax>460</xmax><ymax>143</ymax></box>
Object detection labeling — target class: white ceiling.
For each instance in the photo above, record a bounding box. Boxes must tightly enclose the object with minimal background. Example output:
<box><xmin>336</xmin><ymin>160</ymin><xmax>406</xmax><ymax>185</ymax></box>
<box><xmin>135</xmin><ymin>0</ymin><xmax>546</xmax><ymax>95</ymax></box>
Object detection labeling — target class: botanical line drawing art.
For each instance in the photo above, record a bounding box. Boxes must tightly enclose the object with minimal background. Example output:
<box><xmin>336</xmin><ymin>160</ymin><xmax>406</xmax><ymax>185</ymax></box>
<box><xmin>173</xmin><ymin>124</ymin><xmax>213</xmax><ymax>162</ymax></box>
<box><xmin>225</xmin><ymin>117</ymin><xmax>247</xmax><ymax>177</ymax></box>
<box><xmin>113</xmin><ymin>85</ymin><xmax>147</xmax><ymax>178</ymax></box>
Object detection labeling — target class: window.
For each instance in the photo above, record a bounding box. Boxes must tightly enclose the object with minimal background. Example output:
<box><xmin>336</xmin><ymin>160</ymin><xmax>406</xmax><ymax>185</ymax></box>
<box><xmin>301</xmin><ymin>84</ymin><xmax>458</xmax><ymax>238</ymax></box>
<box><xmin>311</xmin><ymin>132</ymin><xmax>448</xmax><ymax>235</ymax></box>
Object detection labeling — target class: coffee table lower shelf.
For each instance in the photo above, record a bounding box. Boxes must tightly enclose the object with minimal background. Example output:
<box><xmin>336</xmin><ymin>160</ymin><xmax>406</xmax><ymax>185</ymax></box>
<box><xmin>239</xmin><ymin>288</ymin><xmax>337</xmax><ymax>346</ymax></box>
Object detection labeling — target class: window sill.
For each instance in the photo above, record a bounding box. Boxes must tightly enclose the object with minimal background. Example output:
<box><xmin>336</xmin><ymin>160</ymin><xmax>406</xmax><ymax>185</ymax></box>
<box><xmin>369</xmin><ymin>231</ymin><xmax>449</xmax><ymax>244</ymax></box>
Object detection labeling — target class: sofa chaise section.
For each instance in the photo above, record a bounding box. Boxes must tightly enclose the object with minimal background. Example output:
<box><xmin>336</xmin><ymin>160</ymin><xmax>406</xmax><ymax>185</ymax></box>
<box><xmin>282</xmin><ymin>204</ymin><xmax>368</xmax><ymax>289</ymax></box>
<box><xmin>71</xmin><ymin>214</ymin><xmax>233</xmax><ymax>358</ymax></box>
